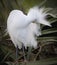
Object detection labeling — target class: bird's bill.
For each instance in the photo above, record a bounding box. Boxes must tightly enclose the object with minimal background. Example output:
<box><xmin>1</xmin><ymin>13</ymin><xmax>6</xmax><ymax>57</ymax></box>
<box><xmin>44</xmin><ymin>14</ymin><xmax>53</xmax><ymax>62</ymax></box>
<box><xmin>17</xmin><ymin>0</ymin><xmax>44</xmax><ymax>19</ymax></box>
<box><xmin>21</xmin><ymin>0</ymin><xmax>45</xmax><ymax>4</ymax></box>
<box><xmin>37</xmin><ymin>20</ymin><xmax>51</xmax><ymax>27</ymax></box>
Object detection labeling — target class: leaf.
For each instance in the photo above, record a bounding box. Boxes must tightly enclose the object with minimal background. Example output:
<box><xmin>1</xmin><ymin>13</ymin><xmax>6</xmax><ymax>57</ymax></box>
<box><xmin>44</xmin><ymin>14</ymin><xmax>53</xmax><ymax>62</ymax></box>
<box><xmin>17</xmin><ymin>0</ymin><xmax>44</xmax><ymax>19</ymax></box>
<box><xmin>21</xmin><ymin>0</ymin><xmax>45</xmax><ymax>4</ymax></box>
<box><xmin>1</xmin><ymin>51</ymin><xmax>11</xmax><ymax>62</ymax></box>
<box><xmin>42</xmin><ymin>28</ymin><xmax>57</xmax><ymax>35</ymax></box>
<box><xmin>49</xmin><ymin>18</ymin><xmax>57</xmax><ymax>24</ymax></box>
<box><xmin>6</xmin><ymin>57</ymin><xmax>57</xmax><ymax>65</ymax></box>
<box><xmin>38</xmin><ymin>37</ymin><xmax>57</xmax><ymax>42</ymax></box>
<box><xmin>46</xmin><ymin>8</ymin><xmax>57</xmax><ymax>18</ymax></box>
<box><xmin>0</xmin><ymin>45</ymin><xmax>16</xmax><ymax>60</ymax></box>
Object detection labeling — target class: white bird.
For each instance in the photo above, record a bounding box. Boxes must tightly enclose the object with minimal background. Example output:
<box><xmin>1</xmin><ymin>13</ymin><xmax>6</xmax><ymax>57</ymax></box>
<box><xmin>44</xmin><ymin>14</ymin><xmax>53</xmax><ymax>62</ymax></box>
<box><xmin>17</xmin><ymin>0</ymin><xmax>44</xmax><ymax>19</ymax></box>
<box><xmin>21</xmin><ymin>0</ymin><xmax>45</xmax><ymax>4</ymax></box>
<box><xmin>7</xmin><ymin>6</ymin><xmax>51</xmax><ymax>49</ymax></box>
<box><xmin>7</xmin><ymin>6</ymin><xmax>51</xmax><ymax>60</ymax></box>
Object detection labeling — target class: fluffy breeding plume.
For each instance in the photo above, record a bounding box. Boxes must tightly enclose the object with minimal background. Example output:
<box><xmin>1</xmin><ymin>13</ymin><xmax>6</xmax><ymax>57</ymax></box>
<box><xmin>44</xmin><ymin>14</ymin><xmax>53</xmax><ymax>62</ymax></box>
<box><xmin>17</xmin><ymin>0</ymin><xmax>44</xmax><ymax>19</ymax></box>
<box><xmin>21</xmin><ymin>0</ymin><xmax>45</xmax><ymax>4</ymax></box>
<box><xmin>27</xmin><ymin>7</ymin><xmax>51</xmax><ymax>26</ymax></box>
<box><xmin>7</xmin><ymin>6</ymin><xmax>51</xmax><ymax>49</ymax></box>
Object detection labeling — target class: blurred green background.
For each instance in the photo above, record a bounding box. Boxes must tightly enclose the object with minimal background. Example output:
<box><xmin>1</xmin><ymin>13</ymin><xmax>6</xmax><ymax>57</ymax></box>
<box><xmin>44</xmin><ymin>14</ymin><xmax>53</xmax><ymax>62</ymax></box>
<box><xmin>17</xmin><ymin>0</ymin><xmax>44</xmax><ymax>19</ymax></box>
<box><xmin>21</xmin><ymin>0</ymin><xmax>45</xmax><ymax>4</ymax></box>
<box><xmin>0</xmin><ymin>0</ymin><xmax>57</xmax><ymax>65</ymax></box>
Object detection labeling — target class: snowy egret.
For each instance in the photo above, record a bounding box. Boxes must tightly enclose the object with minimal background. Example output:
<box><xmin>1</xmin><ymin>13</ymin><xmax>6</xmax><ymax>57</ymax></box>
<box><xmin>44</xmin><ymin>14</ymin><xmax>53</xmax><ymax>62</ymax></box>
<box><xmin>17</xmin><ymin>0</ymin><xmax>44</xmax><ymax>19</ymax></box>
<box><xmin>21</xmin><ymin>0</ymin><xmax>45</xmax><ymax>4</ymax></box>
<box><xmin>7</xmin><ymin>6</ymin><xmax>51</xmax><ymax>60</ymax></box>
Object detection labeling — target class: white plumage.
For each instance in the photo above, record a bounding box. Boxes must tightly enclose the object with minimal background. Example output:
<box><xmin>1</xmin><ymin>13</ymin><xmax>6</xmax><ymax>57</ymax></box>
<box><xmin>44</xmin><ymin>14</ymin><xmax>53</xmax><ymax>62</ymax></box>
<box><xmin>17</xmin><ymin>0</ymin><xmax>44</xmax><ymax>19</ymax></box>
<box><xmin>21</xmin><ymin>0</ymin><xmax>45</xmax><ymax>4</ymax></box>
<box><xmin>7</xmin><ymin>6</ymin><xmax>51</xmax><ymax>49</ymax></box>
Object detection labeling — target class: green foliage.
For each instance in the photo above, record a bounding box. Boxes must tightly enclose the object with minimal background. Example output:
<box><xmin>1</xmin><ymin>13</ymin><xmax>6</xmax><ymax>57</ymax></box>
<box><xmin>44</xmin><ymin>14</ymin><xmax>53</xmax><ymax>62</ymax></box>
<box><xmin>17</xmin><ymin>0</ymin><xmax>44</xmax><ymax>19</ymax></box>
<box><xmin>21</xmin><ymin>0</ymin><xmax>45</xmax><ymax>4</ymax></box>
<box><xmin>6</xmin><ymin>57</ymin><xmax>57</xmax><ymax>65</ymax></box>
<box><xmin>0</xmin><ymin>0</ymin><xmax>57</xmax><ymax>65</ymax></box>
